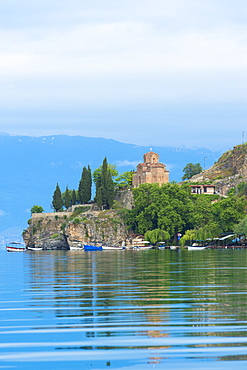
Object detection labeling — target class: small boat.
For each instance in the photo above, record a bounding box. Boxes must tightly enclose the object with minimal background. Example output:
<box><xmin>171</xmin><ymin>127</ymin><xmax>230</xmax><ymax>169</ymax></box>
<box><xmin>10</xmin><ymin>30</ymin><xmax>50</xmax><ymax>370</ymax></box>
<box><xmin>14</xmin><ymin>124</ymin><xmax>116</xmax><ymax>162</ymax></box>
<box><xmin>27</xmin><ymin>247</ymin><xmax>43</xmax><ymax>251</ymax></box>
<box><xmin>84</xmin><ymin>245</ymin><xmax>103</xmax><ymax>251</ymax></box>
<box><xmin>188</xmin><ymin>245</ymin><xmax>207</xmax><ymax>251</ymax></box>
<box><xmin>102</xmin><ymin>246</ymin><xmax>125</xmax><ymax>250</ymax></box>
<box><xmin>6</xmin><ymin>242</ymin><xmax>26</xmax><ymax>252</ymax></box>
<box><xmin>132</xmin><ymin>245</ymin><xmax>153</xmax><ymax>250</ymax></box>
<box><xmin>69</xmin><ymin>246</ymin><xmax>83</xmax><ymax>251</ymax></box>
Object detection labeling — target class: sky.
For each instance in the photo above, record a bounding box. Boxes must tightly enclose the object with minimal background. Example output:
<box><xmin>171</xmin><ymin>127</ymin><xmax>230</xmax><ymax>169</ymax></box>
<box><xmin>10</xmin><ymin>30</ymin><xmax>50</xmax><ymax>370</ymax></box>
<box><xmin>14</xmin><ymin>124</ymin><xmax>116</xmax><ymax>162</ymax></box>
<box><xmin>1</xmin><ymin>0</ymin><xmax>247</xmax><ymax>151</ymax></box>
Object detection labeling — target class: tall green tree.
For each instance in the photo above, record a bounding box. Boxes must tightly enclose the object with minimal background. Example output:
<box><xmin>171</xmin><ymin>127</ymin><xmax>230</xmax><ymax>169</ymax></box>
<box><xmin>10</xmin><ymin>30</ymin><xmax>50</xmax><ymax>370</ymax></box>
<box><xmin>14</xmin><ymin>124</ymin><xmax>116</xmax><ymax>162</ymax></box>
<box><xmin>94</xmin><ymin>157</ymin><xmax>115</xmax><ymax>209</ymax></box>
<box><xmin>182</xmin><ymin>163</ymin><xmax>202</xmax><ymax>180</ymax></box>
<box><xmin>52</xmin><ymin>183</ymin><xmax>63</xmax><ymax>212</ymax></box>
<box><xmin>78</xmin><ymin>166</ymin><xmax>92</xmax><ymax>204</ymax></box>
<box><xmin>72</xmin><ymin>189</ymin><xmax>77</xmax><ymax>205</ymax></box>
<box><xmin>234</xmin><ymin>216</ymin><xmax>247</xmax><ymax>237</ymax></box>
<box><xmin>64</xmin><ymin>186</ymin><xmax>71</xmax><ymax>209</ymax></box>
<box><xmin>144</xmin><ymin>229</ymin><xmax>170</xmax><ymax>245</ymax></box>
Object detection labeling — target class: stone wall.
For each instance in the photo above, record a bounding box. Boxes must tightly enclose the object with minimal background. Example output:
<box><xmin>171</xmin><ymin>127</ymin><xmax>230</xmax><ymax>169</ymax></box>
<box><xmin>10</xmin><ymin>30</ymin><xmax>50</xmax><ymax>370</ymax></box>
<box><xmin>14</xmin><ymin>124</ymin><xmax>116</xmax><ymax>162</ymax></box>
<box><xmin>32</xmin><ymin>211</ymin><xmax>73</xmax><ymax>220</ymax></box>
<box><xmin>115</xmin><ymin>189</ymin><xmax>134</xmax><ymax>210</ymax></box>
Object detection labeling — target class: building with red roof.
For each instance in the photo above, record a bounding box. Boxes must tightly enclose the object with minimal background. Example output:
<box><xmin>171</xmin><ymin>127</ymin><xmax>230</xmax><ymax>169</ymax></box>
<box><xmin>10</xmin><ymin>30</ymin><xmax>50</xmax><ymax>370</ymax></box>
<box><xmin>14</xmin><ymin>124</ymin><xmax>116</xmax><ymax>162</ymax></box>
<box><xmin>132</xmin><ymin>151</ymin><xmax>169</xmax><ymax>187</ymax></box>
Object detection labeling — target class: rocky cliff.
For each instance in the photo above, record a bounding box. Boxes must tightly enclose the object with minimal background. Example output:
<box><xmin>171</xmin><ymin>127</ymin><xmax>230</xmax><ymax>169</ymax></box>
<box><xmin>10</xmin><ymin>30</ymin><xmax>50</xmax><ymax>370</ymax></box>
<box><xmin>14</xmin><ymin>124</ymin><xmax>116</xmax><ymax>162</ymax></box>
<box><xmin>23</xmin><ymin>189</ymin><xmax>134</xmax><ymax>250</ymax></box>
<box><xmin>189</xmin><ymin>143</ymin><xmax>247</xmax><ymax>194</ymax></box>
<box><xmin>23</xmin><ymin>208</ymin><xmax>129</xmax><ymax>250</ymax></box>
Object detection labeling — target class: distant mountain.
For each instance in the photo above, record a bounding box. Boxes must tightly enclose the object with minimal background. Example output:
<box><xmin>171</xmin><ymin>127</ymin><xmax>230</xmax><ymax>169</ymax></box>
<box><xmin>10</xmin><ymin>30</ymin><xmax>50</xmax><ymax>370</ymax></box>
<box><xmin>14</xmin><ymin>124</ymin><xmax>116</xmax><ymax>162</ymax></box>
<box><xmin>0</xmin><ymin>133</ymin><xmax>221</xmax><ymax>236</ymax></box>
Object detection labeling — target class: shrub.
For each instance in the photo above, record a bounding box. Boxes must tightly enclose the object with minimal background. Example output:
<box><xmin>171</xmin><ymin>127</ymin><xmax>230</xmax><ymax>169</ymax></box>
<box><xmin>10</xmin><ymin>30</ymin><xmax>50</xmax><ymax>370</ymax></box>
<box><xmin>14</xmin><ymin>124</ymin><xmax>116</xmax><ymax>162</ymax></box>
<box><xmin>72</xmin><ymin>218</ymin><xmax>81</xmax><ymax>225</ymax></box>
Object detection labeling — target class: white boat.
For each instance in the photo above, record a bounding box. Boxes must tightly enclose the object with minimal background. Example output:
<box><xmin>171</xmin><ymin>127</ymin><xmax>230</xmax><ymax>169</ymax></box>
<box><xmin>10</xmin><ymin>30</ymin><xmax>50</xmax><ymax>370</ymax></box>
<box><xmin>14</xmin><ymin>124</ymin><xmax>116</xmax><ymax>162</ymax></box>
<box><xmin>69</xmin><ymin>246</ymin><xmax>83</xmax><ymax>251</ymax></box>
<box><xmin>102</xmin><ymin>246</ymin><xmax>125</xmax><ymax>250</ymax></box>
<box><xmin>188</xmin><ymin>245</ymin><xmax>207</xmax><ymax>251</ymax></box>
<box><xmin>6</xmin><ymin>242</ymin><xmax>26</xmax><ymax>252</ymax></box>
<box><xmin>27</xmin><ymin>247</ymin><xmax>43</xmax><ymax>251</ymax></box>
<box><xmin>132</xmin><ymin>245</ymin><xmax>153</xmax><ymax>250</ymax></box>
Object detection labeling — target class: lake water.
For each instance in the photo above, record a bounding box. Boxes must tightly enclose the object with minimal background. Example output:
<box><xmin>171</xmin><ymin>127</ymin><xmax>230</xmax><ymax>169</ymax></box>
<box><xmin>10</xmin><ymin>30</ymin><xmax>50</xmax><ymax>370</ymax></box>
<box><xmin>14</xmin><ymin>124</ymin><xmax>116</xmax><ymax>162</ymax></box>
<box><xmin>1</xmin><ymin>249</ymin><xmax>247</xmax><ymax>369</ymax></box>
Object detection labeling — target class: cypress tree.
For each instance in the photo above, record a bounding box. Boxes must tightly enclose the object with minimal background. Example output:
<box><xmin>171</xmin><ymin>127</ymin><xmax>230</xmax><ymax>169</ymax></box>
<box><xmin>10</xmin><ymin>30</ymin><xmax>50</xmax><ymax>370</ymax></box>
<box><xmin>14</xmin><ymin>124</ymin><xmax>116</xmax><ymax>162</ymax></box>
<box><xmin>105</xmin><ymin>167</ymin><xmax>115</xmax><ymax>208</ymax></box>
<box><xmin>52</xmin><ymin>183</ymin><xmax>63</xmax><ymax>212</ymax></box>
<box><xmin>95</xmin><ymin>186</ymin><xmax>103</xmax><ymax>209</ymax></box>
<box><xmin>95</xmin><ymin>158</ymin><xmax>115</xmax><ymax>209</ymax></box>
<box><xmin>86</xmin><ymin>165</ymin><xmax>92</xmax><ymax>202</ymax></box>
<box><xmin>101</xmin><ymin>158</ymin><xmax>108</xmax><ymax>207</ymax></box>
<box><xmin>64</xmin><ymin>186</ymin><xmax>71</xmax><ymax>209</ymax></box>
<box><xmin>72</xmin><ymin>189</ymin><xmax>77</xmax><ymax>205</ymax></box>
<box><xmin>78</xmin><ymin>167</ymin><xmax>87</xmax><ymax>204</ymax></box>
<box><xmin>78</xmin><ymin>166</ymin><xmax>92</xmax><ymax>204</ymax></box>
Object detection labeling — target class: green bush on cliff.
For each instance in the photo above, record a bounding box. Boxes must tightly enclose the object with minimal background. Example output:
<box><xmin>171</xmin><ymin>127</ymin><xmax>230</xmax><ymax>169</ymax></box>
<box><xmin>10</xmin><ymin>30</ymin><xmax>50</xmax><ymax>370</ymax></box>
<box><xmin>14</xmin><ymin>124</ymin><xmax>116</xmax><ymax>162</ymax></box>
<box><xmin>31</xmin><ymin>205</ymin><xmax>44</xmax><ymax>214</ymax></box>
<box><xmin>72</xmin><ymin>218</ymin><xmax>81</xmax><ymax>225</ymax></box>
<box><xmin>72</xmin><ymin>206</ymin><xmax>90</xmax><ymax>216</ymax></box>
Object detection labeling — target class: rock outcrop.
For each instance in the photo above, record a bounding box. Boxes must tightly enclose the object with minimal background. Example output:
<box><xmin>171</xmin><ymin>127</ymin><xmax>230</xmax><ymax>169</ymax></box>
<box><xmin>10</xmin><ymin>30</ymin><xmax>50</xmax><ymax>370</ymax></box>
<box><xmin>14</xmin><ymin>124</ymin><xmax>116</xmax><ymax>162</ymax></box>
<box><xmin>189</xmin><ymin>143</ymin><xmax>247</xmax><ymax>195</ymax></box>
<box><xmin>23</xmin><ymin>209</ymin><xmax>129</xmax><ymax>250</ymax></box>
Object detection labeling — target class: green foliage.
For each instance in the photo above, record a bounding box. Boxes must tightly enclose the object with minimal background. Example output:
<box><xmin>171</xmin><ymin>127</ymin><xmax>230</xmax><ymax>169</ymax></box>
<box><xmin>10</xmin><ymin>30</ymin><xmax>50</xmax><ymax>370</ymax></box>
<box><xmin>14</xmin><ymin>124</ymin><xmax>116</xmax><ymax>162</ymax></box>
<box><xmin>71</xmin><ymin>206</ymin><xmax>90</xmax><ymax>216</ymax></box>
<box><xmin>60</xmin><ymin>222</ymin><xmax>67</xmax><ymax>232</ymax></box>
<box><xmin>94</xmin><ymin>157</ymin><xmax>115</xmax><ymax>210</ymax></box>
<box><xmin>93</xmin><ymin>163</ymin><xmax>118</xmax><ymax>185</ymax></box>
<box><xmin>182</xmin><ymin>163</ymin><xmax>202</xmax><ymax>180</ymax></box>
<box><xmin>51</xmin><ymin>233</ymin><xmax>59</xmax><ymax>239</ymax></box>
<box><xmin>180</xmin><ymin>230</ymin><xmax>196</xmax><ymax>247</ymax></box>
<box><xmin>78</xmin><ymin>166</ymin><xmax>92</xmax><ymax>204</ymax></box>
<box><xmin>114</xmin><ymin>171</ymin><xmax>134</xmax><ymax>188</ymax></box>
<box><xmin>235</xmin><ymin>182</ymin><xmax>247</xmax><ymax>197</ymax></box>
<box><xmin>61</xmin><ymin>188</ymin><xmax>74</xmax><ymax>207</ymax></box>
<box><xmin>72</xmin><ymin>217</ymin><xmax>81</xmax><ymax>225</ymax></box>
<box><xmin>31</xmin><ymin>205</ymin><xmax>44</xmax><ymax>214</ymax></box>
<box><xmin>234</xmin><ymin>216</ymin><xmax>247</xmax><ymax>236</ymax></box>
<box><xmin>72</xmin><ymin>189</ymin><xmax>77</xmax><ymax>205</ymax></box>
<box><xmin>64</xmin><ymin>186</ymin><xmax>71</xmax><ymax>209</ymax></box>
<box><xmin>52</xmin><ymin>183</ymin><xmax>63</xmax><ymax>212</ymax></box>
<box><xmin>126</xmin><ymin>183</ymin><xmax>247</xmax><ymax>240</ymax></box>
<box><xmin>194</xmin><ymin>222</ymin><xmax>221</xmax><ymax>241</ymax></box>
<box><xmin>212</xmin><ymin>196</ymin><xmax>247</xmax><ymax>232</ymax></box>
<box><xmin>144</xmin><ymin>229</ymin><xmax>170</xmax><ymax>245</ymax></box>
<box><xmin>127</xmin><ymin>183</ymin><xmax>192</xmax><ymax>236</ymax></box>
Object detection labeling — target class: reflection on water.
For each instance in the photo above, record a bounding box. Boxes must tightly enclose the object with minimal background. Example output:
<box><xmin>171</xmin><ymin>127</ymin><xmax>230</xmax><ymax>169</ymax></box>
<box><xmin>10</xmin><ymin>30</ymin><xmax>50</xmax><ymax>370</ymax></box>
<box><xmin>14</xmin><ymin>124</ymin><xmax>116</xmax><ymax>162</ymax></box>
<box><xmin>1</xmin><ymin>249</ymin><xmax>247</xmax><ymax>369</ymax></box>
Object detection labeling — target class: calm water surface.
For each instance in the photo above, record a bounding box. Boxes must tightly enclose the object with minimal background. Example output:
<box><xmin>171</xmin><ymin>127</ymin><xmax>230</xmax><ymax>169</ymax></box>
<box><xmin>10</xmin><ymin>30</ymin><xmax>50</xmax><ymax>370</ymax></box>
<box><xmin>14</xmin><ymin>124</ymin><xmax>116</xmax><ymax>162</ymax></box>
<box><xmin>1</xmin><ymin>249</ymin><xmax>247</xmax><ymax>369</ymax></box>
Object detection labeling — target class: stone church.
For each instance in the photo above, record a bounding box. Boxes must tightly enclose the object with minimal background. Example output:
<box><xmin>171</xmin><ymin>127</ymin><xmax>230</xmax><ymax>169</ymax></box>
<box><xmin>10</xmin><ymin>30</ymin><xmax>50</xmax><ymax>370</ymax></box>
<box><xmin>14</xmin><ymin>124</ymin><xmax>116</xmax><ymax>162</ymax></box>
<box><xmin>132</xmin><ymin>151</ymin><xmax>169</xmax><ymax>187</ymax></box>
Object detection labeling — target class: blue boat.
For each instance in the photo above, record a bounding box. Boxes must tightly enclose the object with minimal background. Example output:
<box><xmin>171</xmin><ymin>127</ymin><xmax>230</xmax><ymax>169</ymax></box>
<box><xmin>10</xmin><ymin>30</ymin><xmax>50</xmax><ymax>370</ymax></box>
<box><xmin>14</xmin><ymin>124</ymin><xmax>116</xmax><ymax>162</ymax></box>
<box><xmin>84</xmin><ymin>245</ymin><xmax>103</xmax><ymax>251</ymax></box>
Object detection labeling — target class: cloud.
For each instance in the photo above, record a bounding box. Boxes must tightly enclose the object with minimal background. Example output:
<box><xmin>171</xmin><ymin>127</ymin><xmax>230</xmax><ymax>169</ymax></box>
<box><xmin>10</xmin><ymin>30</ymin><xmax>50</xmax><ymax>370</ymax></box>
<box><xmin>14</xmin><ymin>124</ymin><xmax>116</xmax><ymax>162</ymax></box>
<box><xmin>1</xmin><ymin>0</ymin><xmax>247</xmax><ymax>151</ymax></box>
<box><xmin>2</xmin><ymin>0</ymin><xmax>247</xmax><ymax>108</ymax></box>
<box><xmin>116</xmin><ymin>160</ymin><xmax>140</xmax><ymax>168</ymax></box>
<box><xmin>0</xmin><ymin>210</ymin><xmax>6</xmax><ymax>216</ymax></box>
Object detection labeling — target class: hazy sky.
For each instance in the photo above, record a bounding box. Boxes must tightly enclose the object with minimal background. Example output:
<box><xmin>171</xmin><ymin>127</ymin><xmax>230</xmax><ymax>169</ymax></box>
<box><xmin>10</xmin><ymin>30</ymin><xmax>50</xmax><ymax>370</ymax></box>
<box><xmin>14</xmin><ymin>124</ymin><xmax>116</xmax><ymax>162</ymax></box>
<box><xmin>1</xmin><ymin>0</ymin><xmax>247</xmax><ymax>150</ymax></box>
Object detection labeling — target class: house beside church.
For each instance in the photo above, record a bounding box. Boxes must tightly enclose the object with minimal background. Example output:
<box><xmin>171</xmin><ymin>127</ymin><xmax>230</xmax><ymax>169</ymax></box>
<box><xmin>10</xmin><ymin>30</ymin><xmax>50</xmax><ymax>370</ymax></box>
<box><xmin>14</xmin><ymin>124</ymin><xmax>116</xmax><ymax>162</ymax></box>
<box><xmin>132</xmin><ymin>151</ymin><xmax>169</xmax><ymax>187</ymax></box>
<box><xmin>190</xmin><ymin>184</ymin><xmax>216</xmax><ymax>194</ymax></box>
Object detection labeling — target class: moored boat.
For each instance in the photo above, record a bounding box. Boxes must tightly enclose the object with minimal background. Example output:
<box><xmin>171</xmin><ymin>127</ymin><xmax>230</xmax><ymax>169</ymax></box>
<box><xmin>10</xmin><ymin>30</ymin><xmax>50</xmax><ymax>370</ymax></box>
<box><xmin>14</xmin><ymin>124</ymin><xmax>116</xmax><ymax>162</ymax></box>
<box><xmin>6</xmin><ymin>242</ymin><xmax>26</xmax><ymax>252</ymax></box>
<box><xmin>69</xmin><ymin>246</ymin><xmax>83</xmax><ymax>251</ymax></box>
<box><xmin>27</xmin><ymin>247</ymin><xmax>43</xmax><ymax>251</ymax></box>
<box><xmin>84</xmin><ymin>245</ymin><xmax>103</xmax><ymax>251</ymax></box>
<box><xmin>188</xmin><ymin>245</ymin><xmax>207</xmax><ymax>251</ymax></box>
<box><xmin>102</xmin><ymin>245</ymin><xmax>125</xmax><ymax>250</ymax></box>
<box><xmin>132</xmin><ymin>245</ymin><xmax>153</xmax><ymax>250</ymax></box>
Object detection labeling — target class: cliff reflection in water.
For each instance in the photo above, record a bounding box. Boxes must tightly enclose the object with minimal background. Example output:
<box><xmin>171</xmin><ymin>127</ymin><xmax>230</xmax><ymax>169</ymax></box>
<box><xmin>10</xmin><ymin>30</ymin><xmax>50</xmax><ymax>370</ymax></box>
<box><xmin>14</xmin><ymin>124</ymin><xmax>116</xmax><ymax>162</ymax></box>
<box><xmin>14</xmin><ymin>249</ymin><xmax>247</xmax><ymax>368</ymax></box>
